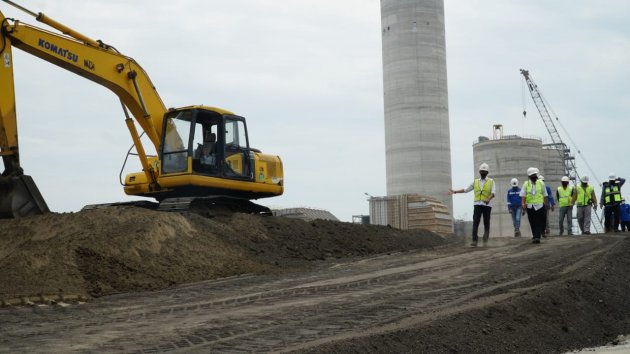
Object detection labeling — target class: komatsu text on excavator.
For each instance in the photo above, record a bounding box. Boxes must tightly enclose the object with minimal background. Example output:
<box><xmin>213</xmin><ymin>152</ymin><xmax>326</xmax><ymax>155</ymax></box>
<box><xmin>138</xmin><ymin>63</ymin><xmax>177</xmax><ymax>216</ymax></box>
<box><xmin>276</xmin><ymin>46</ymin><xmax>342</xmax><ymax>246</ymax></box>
<box><xmin>0</xmin><ymin>1</ymin><xmax>283</xmax><ymax>218</ymax></box>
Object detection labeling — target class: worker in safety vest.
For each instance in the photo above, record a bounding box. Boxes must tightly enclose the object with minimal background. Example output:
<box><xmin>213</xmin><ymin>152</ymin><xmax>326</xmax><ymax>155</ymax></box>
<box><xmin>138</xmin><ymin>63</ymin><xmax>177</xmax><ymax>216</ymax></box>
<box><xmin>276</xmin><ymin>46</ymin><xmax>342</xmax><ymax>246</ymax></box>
<box><xmin>520</xmin><ymin>167</ymin><xmax>548</xmax><ymax>244</ymax></box>
<box><xmin>599</xmin><ymin>172</ymin><xmax>625</xmax><ymax>233</ymax></box>
<box><xmin>449</xmin><ymin>163</ymin><xmax>495</xmax><ymax>247</ymax></box>
<box><xmin>571</xmin><ymin>175</ymin><xmax>598</xmax><ymax>235</ymax></box>
<box><xmin>556</xmin><ymin>176</ymin><xmax>574</xmax><ymax>236</ymax></box>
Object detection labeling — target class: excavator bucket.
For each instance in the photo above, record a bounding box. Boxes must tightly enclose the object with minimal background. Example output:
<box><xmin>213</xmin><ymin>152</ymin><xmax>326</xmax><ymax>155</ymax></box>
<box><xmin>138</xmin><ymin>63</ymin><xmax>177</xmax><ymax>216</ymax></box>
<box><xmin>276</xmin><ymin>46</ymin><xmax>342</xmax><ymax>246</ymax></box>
<box><xmin>0</xmin><ymin>175</ymin><xmax>49</xmax><ymax>218</ymax></box>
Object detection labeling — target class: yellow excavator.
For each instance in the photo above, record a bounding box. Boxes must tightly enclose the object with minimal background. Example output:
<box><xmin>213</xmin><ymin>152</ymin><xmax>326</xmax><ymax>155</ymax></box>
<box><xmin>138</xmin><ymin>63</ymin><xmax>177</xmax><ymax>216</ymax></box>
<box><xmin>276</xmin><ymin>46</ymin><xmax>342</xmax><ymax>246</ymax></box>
<box><xmin>0</xmin><ymin>1</ymin><xmax>283</xmax><ymax>218</ymax></box>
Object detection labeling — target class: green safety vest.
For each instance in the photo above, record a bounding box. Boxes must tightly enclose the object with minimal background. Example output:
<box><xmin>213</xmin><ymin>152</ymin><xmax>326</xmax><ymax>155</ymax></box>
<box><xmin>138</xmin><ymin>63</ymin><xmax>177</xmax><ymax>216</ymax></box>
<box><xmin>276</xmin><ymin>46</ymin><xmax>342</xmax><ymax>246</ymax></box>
<box><xmin>604</xmin><ymin>184</ymin><xmax>622</xmax><ymax>205</ymax></box>
<box><xmin>524</xmin><ymin>180</ymin><xmax>544</xmax><ymax>205</ymax></box>
<box><xmin>576</xmin><ymin>184</ymin><xmax>594</xmax><ymax>206</ymax></box>
<box><xmin>473</xmin><ymin>178</ymin><xmax>494</xmax><ymax>202</ymax></box>
<box><xmin>557</xmin><ymin>186</ymin><xmax>574</xmax><ymax>207</ymax></box>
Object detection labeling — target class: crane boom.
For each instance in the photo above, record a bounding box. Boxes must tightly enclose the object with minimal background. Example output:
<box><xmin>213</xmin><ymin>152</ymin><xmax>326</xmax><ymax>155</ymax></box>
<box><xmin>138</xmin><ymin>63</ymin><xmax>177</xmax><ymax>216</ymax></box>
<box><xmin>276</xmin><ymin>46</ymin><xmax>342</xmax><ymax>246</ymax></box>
<box><xmin>520</xmin><ymin>69</ymin><xmax>577</xmax><ymax>180</ymax></box>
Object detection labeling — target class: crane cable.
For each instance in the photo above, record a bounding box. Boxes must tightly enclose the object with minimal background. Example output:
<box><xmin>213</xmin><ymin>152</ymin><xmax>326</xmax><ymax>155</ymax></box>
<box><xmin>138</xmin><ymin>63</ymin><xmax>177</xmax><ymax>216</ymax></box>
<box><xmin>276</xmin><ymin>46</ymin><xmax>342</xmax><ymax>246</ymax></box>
<box><xmin>537</xmin><ymin>91</ymin><xmax>601</xmax><ymax>186</ymax></box>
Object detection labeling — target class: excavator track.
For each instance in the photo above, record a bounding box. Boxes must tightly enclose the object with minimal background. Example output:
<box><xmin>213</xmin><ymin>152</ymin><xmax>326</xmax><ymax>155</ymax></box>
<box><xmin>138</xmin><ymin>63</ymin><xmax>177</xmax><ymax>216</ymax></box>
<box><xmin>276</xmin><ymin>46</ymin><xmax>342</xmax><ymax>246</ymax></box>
<box><xmin>82</xmin><ymin>196</ymin><xmax>271</xmax><ymax>216</ymax></box>
<box><xmin>159</xmin><ymin>196</ymin><xmax>272</xmax><ymax>215</ymax></box>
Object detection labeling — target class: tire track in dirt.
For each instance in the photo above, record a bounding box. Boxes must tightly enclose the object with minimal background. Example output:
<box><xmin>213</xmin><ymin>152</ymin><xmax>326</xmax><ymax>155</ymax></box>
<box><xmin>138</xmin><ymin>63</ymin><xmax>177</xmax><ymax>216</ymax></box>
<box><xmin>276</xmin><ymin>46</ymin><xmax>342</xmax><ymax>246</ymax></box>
<box><xmin>0</xmin><ymin>236</ymin><xmax>620</xmax><ymax>353</ymax></box>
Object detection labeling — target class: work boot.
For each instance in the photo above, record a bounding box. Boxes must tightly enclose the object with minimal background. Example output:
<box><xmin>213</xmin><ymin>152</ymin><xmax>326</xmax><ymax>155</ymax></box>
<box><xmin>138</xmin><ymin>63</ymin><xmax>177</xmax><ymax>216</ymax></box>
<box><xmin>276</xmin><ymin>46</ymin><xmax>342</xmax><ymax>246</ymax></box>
<box><xmin>514</xmin><ymin>229</ymin><xmax>521</xmax><ymax>237</ymax></box>
<box><xmin>482</xmin><ymin>231</ymin><xmax>489</xmax><ymax>243</ymax></box>
<box><xmin>470</xmin><ymin>241</ymin><xmax>478</xmax><ymax>247</ymax></box>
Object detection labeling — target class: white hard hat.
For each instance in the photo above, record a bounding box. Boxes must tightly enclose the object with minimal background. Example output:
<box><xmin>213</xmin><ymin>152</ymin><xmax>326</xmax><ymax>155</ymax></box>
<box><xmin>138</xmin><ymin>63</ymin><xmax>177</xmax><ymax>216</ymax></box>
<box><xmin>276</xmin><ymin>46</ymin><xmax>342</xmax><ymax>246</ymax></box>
<box><xmin>581</xmin><ymin>175</ymin><xmax>589</xmax><ymax>183</ymax></box>
<box><xmin>539</xmin><ymin>175</ymin><xmax>545</xmax><ymax>181</ymax></box>
<box><xmin>479</xmin><ymin>163</ymin><xmax>489</xmax><ymax>172</ymax></box>
<box><xmin>609</xmin><ymin>172</ymin><xmax>617</xmax><ymax>180</ymax></box>
<box><xmin>527</xmin><ymin>167</ymin><xmax>539</xmax><ymax>176</ymax></box>
<box><xmin>561</xmin><ymin>176</ymin><xmax>569</xmax><ymax>182</ymax></box>
<box><xmin>510</xmin><ymin>178</ymin><xmax>518</xmax><ymax>186</ymax></box>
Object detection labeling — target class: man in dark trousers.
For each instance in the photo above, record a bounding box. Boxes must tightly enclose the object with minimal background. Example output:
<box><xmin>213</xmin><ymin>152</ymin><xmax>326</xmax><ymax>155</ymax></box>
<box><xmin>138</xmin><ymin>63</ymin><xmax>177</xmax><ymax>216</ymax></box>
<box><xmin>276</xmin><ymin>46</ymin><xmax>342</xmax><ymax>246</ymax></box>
<box><xmin>600</xmin><ymin>173</ymin><xmax>625</xmax><ymax>232</ymax></box>
<box><xmin>449</xmin><ymin>163</ymin><xmax>495</xmax><ymax>247</ymax></box>
<box><xmin>520</xmin><ymin>167</ymin><xmax>548</xmax><ymax>244</ymax></box>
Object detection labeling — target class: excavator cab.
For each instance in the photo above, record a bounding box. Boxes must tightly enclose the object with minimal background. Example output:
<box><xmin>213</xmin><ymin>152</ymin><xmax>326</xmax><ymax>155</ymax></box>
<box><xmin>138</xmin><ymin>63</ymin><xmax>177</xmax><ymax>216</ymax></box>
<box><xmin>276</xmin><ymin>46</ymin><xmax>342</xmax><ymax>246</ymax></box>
<box><xmin>123</xmin><ymin>106</ymin><xmax>283</xmax><ymax>201</ymax></box>
<box><xmin>161</xmin><ymin>107</ymin><xmax>254</xmax><ymax>181</ymax></box>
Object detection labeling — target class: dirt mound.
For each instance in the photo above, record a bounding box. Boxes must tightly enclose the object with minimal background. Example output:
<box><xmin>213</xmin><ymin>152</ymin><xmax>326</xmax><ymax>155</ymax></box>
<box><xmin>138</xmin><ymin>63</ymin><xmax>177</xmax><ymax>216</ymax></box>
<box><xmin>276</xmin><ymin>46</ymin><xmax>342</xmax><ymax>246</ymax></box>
<box><xmin>0</xmin><ymin>207</ymin><xmax>451</xmax><ymax>300</ymax></box>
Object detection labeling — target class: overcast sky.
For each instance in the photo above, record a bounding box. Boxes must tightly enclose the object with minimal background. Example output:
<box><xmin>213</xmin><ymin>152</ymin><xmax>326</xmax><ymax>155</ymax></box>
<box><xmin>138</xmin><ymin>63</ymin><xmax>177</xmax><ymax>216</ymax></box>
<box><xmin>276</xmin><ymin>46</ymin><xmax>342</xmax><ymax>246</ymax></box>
<box><xmin>3</xmin><ymin>1</ymin><xmax>629</xmax><ymax>221</ymax></box>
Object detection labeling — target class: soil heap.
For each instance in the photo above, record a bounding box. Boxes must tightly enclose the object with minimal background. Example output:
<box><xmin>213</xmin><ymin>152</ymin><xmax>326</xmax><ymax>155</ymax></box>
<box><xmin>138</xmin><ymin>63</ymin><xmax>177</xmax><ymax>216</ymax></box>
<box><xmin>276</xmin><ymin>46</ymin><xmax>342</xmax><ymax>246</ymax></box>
<box><xmin>0</xmin><ymin>206</ymin><xmax>451</xmax><ymax>301</ymax></box>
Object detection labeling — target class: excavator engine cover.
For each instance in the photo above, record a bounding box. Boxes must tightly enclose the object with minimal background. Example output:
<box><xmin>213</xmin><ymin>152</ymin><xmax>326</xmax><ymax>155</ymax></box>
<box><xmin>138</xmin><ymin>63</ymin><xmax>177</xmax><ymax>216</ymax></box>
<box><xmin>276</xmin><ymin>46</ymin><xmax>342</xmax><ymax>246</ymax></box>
<box><xmin>0</xmin><ymin>175</ymin><xmax>49</xmax><ymax>218</ymax></box>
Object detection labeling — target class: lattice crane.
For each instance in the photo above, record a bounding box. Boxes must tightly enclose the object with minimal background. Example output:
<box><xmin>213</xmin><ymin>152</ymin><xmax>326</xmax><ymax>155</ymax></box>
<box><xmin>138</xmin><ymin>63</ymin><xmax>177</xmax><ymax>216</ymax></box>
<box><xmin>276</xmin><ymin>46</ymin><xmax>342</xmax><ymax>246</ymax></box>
<box><xmin>520</xmin><ymin>69</ymin><xmax>577</xmax><ymax>180</ymax></box>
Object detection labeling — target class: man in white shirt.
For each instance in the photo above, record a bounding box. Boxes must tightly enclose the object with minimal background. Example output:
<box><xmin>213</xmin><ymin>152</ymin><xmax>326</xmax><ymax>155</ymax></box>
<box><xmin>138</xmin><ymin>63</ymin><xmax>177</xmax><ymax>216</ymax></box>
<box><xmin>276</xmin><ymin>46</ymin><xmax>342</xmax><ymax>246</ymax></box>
<box><xmin>449</xmin><ymin>163</ymin><xmax>496</xmax><ymax>247</ymax></box>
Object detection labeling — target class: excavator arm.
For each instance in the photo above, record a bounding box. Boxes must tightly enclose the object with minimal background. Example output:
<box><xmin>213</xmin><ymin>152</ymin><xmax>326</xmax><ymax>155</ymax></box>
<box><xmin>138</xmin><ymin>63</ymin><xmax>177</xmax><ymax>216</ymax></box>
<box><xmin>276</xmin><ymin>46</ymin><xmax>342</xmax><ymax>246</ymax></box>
<box><xmin>0</xmin><ymin>4</ymin><xmax>166</xmax><ymax>216</ymax></box>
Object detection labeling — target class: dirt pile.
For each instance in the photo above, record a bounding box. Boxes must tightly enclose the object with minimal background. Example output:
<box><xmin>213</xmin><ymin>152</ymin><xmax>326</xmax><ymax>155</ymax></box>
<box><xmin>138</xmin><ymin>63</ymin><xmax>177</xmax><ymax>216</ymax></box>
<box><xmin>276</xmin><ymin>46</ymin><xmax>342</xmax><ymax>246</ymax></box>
<box><xmin>0</xmin><ymin>206</ymin><xmax>451</xmax><ymax>300</ymax></box>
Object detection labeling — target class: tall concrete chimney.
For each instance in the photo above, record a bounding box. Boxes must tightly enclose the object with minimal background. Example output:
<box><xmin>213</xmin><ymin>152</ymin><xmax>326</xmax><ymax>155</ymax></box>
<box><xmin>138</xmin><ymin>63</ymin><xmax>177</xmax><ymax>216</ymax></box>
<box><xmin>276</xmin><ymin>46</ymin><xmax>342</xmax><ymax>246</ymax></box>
<box><xmin>381</xmin><ymin>0</ymin><xmax>452</xmax><ymax>214</ymax></box>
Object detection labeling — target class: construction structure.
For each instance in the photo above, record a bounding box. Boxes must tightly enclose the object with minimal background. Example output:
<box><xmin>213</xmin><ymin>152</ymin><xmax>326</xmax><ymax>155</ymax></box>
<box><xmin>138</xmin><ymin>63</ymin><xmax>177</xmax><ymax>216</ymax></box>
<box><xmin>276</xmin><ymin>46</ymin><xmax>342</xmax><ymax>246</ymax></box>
<box><xmin>368</xmin><ymin>194</ymin><xmax>452</xmax><ymax>235</ymax></box>
<box><xmin>473</xmin><ymin>125</ymin><xmax>566</xmax><ymax>237</ymax></box>
<box><xmin>380</xmin><ymin>0</ymin><xmax>452</xmax><ymax>217</ymax></box>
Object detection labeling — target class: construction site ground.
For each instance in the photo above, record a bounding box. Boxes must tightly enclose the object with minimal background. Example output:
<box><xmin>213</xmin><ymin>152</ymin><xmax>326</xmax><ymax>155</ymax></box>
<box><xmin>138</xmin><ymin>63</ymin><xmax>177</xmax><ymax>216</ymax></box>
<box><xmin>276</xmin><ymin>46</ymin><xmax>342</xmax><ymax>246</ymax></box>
<box><xmin>1</xmin><ymin>207</ymin><xmax>630</xmax><ymax>353</ymax></box>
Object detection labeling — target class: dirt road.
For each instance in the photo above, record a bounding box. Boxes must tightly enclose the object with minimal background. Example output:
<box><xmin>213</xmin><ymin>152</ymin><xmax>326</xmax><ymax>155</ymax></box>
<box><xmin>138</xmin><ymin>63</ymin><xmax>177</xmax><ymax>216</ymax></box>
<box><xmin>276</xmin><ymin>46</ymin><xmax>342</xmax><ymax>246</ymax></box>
<box><xmin>2</xmin><ymin>234</ymin><xmax>628</xmax><ymax>353</ymax></box>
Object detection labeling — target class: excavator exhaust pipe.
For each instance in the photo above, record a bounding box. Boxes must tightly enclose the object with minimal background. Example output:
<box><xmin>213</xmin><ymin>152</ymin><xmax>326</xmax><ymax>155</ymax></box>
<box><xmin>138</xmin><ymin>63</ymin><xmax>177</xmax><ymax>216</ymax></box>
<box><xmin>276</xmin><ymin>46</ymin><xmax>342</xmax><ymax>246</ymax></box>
<box><xmin>0</xmin><ymin>175</ymin><xmax>49</xmax><ymax>218</ymax></box>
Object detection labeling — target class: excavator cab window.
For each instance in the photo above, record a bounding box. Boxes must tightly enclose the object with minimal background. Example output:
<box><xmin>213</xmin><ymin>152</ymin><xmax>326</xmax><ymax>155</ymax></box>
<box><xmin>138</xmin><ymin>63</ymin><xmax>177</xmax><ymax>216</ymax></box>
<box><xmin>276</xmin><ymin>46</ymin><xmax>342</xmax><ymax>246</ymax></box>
<box><xmin>161</xmin><ymin>110</ymin><xmax>192</xmax><ymax>174</ymax></box>
<box><xmin>223</xmin><ymin>117</ymin><xmax>253</xmax><ymax>180</ymax></box>
<box><xmin>160</xmin><ymin>109</ymin><xmax>253</xmax><ymax>180</ymax></box>
<box><xmin>192</xmin><ymin>116</ymin><xmax>220</xmax><ymax>175</ymax></box>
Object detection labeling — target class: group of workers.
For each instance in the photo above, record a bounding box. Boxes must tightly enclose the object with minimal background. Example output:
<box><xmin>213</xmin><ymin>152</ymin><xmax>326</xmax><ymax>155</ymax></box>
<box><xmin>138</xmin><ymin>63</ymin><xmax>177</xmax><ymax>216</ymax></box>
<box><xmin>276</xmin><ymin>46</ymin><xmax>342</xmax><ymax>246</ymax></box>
<box><xmin>449</xmin><ymin>163</ymin><xmax>627</xmax><ymax>247</ymax></box>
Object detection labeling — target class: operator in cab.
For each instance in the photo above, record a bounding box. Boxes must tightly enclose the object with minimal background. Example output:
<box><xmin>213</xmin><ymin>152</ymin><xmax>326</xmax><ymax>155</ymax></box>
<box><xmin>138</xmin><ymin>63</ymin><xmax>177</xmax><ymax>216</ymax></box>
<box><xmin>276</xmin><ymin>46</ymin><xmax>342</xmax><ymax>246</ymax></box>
<box><xmin>195</xmin><ymin>131</ymin><xmax>217</xmax><ymax>166</ymax></box>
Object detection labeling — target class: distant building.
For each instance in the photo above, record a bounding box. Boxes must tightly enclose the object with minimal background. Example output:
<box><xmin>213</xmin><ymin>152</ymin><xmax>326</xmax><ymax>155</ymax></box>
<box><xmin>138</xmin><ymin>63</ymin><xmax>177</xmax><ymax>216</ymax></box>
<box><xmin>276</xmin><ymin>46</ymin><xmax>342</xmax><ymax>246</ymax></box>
<box><xmin>368</xmin><ymin>194</ymin><xmax>452</xmax><ymax>235</ymax></box>
<box><xmin>272</xmin><ymin>208</ymin><xmax>339</xmax><ymax>222</ymax></box>
<box><xmin>352</xmin><ymin>215</ymin><xmax>371</xmax><ymax>225</ymax></box>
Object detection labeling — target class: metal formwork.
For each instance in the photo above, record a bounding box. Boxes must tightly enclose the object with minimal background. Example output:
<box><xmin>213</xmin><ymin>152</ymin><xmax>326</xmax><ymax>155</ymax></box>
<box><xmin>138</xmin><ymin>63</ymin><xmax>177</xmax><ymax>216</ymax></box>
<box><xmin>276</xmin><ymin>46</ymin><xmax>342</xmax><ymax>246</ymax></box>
<box><xmin>381</xmin><ymin>0</ymin><xmax>452</xmax><ymax>216</ymax></box>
